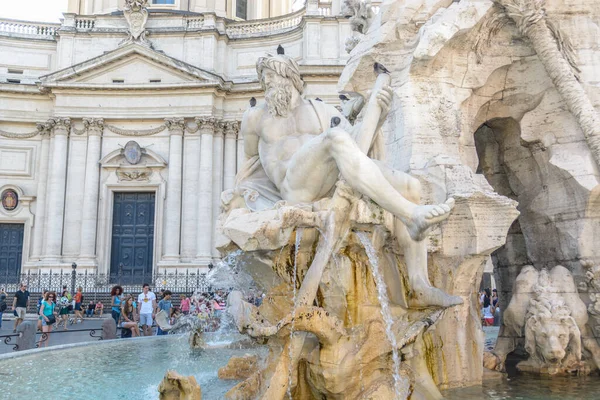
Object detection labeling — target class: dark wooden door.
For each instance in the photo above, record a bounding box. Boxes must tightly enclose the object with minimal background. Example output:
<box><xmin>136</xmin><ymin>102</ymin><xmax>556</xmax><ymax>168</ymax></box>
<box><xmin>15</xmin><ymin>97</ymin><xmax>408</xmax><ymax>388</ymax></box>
<box><xmin>110</xmin><ymin>193</ymin><xmax>155</xmax><ymax>281</ymax></box>
<box><xmin>0</xmin><ymin>223</ymin><xmax>24</xmax><ymax>281</ymax></box>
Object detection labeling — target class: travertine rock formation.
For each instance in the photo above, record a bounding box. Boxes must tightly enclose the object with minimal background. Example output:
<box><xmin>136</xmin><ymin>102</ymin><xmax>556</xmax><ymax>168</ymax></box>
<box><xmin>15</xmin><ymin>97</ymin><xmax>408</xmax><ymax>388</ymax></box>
<box><xmin>339</xmin><ymin>0</ymin><xmax>600</xmax><ymax>387</ymax></box>
<box><xmin>158</xmin><ymin>370</ymin><xmax>202</xmax><ymax>400</ymax></box>
<box><xmin>218</xmin><ymin>354</ymin><xmax>259</xmax><ymax>380</ymax></box>
<box><xmin>220</xmin><ymin>190</ymin><xmax>448</xmax><ymax>399</ymax></box>
<box><xmin>214</xmin><ymin>0</ymin><xmax>600</xmax><ymax>396</ymax></box>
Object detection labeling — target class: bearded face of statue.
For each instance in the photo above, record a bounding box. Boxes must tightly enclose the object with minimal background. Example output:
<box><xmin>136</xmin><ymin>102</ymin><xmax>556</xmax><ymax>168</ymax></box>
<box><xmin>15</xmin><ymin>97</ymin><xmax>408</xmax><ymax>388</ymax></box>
<box><xmin>261</xmin><ymin>69</ymin><xmax>294</xmax><ymax>118</ymax></box>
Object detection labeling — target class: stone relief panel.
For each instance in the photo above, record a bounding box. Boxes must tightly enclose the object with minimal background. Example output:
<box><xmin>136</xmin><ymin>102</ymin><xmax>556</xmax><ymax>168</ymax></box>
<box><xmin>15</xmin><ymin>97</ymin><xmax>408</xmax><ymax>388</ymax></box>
<box><xmin>116</xmin><ymin>170</ymin><xmax>152</xmax><ymax>182</ymax></box>
<box><xmin>0</xmin><ymin>146</ymin><xmax>35</xmax><ymax>178</ymax></box>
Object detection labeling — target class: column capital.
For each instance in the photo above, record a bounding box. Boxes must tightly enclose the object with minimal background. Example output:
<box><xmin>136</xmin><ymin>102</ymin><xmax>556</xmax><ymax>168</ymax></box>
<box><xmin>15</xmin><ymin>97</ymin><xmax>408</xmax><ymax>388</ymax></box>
<box><xmin>83</xmin><ymin>118</ymin><xmax>105</xmax><ymax>136</ymax></box>
<box><xmin>50</xmin><ymin>117</ymin><xmax>71</xmax><ymax>137</ymax></box>
<box><xmin>36</xmin><ymin>119</ymin><xmax>56</xmax><ymax>137</ymax></box>
<box><xmin>195</xmin><ymin>117</ymin><xmax>217</xmax><ymax>135</ymax></box>
<box><xmin>213</xmin><ymin>121</ymin><xmax>225</xmax><ymax>138</ymax></box>
<box><xmin>164</xmin><ymin>117</ymin><xmax>185</xmax><ymax>136</ymax></box>
<box><xmin>224</xmin><ymin>121</ymin><xmax>240</xmax><ymax>139</ymax></box>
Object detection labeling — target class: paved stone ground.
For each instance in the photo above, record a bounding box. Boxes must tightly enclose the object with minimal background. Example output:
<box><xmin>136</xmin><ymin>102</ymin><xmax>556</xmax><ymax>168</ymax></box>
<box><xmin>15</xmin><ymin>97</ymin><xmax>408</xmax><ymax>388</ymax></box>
<box><xmin>0</xmin><ymin>314</ymin><xmax>111</xmax><ymax>355</ymax></box>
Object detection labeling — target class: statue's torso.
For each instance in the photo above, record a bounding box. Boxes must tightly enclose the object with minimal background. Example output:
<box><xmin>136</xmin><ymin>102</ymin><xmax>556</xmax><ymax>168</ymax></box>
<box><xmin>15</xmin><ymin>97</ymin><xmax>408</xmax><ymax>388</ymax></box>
<box><xmin>258</xmin><ymin>101</ymin><xmax>326</xmax><ymax>188</ymax></box>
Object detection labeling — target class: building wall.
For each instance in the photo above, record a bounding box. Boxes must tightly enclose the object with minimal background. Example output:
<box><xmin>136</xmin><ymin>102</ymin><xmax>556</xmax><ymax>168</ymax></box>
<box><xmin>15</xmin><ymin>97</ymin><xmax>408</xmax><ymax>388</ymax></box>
<box><xmin>0</xmin><ymin>5</ymin><xmax>351</xmax><ymax>275</ymax></box>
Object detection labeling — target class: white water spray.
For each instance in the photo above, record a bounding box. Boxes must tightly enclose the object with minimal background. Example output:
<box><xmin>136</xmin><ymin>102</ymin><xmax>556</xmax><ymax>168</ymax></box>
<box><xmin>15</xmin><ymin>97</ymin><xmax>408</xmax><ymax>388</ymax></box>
<box><xmin>357</xmin><ymin>231</ymin><xmax>408</xmax><ymax>400</ymax></box>
<box><xmin>287</xmin><ymin>228</ymin><xmax>304</xmax><ymax>399</ymax></box>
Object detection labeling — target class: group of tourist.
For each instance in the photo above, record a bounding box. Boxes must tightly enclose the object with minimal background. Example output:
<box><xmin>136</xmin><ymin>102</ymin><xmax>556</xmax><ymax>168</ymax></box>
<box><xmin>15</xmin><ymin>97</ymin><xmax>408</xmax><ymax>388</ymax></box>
<box><xmin>111</xmin><ymin>284</ymin><xmax>186</xmax><ymax>337</ymax></box>
<box><xmin>180</xmin><ymin>290</ymin><xmax>233</xmax><ymax>331</ymax></box>
<box><xmin>2</xmin><ymin>282</ymin><xmax>236</xmax><ymax>347</ymax></box>
<box><xmin>480</xmin><ymin>288</ymin><xmax>500</xmax><ymax>326</ymax></box>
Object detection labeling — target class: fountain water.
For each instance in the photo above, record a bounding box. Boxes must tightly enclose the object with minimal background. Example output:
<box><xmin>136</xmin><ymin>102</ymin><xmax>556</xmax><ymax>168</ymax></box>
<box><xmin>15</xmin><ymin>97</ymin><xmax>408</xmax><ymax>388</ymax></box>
<box><xmin>287</xmin><ymin>228</ymin><xmax>303</xmax><ymax>400</ymax></box>
<box><xmin>357</xmin><ymin>231</ymin><xmax>407</xmax><ymax>399</ymax></box>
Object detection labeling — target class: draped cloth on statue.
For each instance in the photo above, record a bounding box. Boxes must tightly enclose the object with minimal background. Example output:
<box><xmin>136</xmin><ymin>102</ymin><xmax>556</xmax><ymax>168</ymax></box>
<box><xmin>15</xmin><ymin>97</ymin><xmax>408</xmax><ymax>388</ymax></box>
<box><xmin>233</xmin><ymin>99</ymin><xmax>386</xmax><ymax>212</ymax></box>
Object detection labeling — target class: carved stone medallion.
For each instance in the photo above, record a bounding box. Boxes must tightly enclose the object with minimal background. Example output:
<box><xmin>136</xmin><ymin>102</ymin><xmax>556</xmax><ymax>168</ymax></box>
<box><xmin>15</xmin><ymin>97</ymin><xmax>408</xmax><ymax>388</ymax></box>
<box><xmin>1</xmin><ymin>189</ymin><xmax>18</xmax><ymax>211</ymax></box>
<box><xmin>123</xmin><ymin>141</ymin><xmax>142</xmax><ymax>165</ymax></box>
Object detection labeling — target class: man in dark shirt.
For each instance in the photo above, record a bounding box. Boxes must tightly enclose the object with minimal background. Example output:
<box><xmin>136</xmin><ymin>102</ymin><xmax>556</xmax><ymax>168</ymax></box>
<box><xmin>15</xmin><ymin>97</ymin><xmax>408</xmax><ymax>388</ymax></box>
<box><xmin>12</xmin><ymin>283</ymin><xmax>30</xmax><ymax>333</ymax></box>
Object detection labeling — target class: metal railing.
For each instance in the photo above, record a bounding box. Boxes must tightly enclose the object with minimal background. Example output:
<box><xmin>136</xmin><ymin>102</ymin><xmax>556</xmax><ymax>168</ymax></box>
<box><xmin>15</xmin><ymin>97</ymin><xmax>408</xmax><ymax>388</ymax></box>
<box><xmin>0</xmin><ymin>319</ymin><xmax>225</xmax><ymax>351</ymax></box>
<box><xmin>0</xmin><ymin>18</ymin><xmax>59</xmax><ymax>37</ymax></box>
<box><xmin>0</xmin><ymin>268</ymin><xmax>211</xmax><ymax>294</ymax></box>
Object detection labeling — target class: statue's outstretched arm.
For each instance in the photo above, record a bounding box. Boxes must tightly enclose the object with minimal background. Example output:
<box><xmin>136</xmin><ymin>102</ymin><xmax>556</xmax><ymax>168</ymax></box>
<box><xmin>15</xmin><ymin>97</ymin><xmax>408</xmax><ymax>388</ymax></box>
<box><xmin>355</xmin><ymin>64</ymin><xmax>392</xmax><ymax>154</ymax></box>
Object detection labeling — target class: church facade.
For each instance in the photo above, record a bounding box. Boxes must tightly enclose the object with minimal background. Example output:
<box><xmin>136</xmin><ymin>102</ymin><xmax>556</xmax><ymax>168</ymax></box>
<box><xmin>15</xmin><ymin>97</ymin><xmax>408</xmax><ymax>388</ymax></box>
<box><xmin>0</xmin><ymin>0</ymin><xmax>363</xmax><ymax>280</ymax></box>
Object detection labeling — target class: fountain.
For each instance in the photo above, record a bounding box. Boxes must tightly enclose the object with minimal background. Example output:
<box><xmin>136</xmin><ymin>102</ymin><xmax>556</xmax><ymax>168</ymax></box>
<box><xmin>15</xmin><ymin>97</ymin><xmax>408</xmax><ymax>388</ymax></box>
<box><xmin>208</xmin><ymin>1</ymin><xmax>600</xmax><ymax>398</ymax></box>
<box><xmin>211</xmin><ymin>39</ymin><xmax>466</xmax><ymax>398</ymax></box>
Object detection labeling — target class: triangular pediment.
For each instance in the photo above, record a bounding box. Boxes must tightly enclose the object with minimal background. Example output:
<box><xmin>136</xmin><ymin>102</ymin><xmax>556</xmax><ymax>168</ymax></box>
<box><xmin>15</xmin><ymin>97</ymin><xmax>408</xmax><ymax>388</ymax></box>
<box><xmin>39</xmin><ymin>43</ymin><xmax>224</xmax><ymax>89</ymax></box>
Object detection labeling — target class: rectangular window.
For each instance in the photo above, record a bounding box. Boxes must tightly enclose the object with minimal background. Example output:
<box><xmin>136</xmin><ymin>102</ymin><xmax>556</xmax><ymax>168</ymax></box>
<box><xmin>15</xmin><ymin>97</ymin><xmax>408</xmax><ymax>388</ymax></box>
<box><xmin>236</xmin><ymin>0</ymin><xmax>248</xmax><ymax>20</ymax></box>
<box><xmin>112</xmin><ymin>79</ymin><xmax>124</xmax><ymax>84</ymax></box>
<box><xmin>149</xmin><ymin>79</ymin><xmax>162</xmax><ymax>83</ymax></box>
<box><xmin>6</xmin><ymin>79</ymin><xmax>21</xmax><ymax>84</ymax></box>
<box><xmin>152</xmin><ymin>0</ymin><xmax>175</xmax><ymax>4</ymax></box>
<box><xmin>7</xmin><ymin>69</ymin><xmax>24</xmax><ymax>74</ymax></box>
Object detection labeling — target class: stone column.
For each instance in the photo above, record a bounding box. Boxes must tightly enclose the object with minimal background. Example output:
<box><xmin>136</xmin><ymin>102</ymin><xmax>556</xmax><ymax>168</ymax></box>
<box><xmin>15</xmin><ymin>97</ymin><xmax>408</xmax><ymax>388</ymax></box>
<box><xmin>62</xmin><ymin>121</ymin><xmax>89</xmax><ymax>257</ymax></box>
<box><xmin>211</xmin><ymin>122</ymin><xmax>225</xmax><ymax>259</ymax></box>
<box><xmin>180</xmin><ymin>122</ymin><xmax>201</xmax><ymax>261</ymax></box>
<box><xmin>42</xmin><ymin>118</ymin><xmax>71</xmax><ymax>260</ymax></box>
<box><xmin>30</xmin><ymin>121</ymin><xmax>54</xmax><ymax>260</ymax></box>
<box><xmin>163</xmin><ymin>117</ymin><xmax>185</xmax><ymax>261</ymax></box>
<box><xmin>79</xmin><ymin>118</ymin><xmax>104</xmax><ymax>262</ymax></box>
<box><xmin>223</xmin><ymin>121</ymin><xmax>239</xmax><ymax>191</ymax></box>
<box><xmin>195</xmin><ymin>117</ymin><xmax>215</xmax><ymax>264</ymax></box>
<box><xmin>236</xmin><ymin>134</ymin><xmax>245</xmax><ymax>174</ymax></box>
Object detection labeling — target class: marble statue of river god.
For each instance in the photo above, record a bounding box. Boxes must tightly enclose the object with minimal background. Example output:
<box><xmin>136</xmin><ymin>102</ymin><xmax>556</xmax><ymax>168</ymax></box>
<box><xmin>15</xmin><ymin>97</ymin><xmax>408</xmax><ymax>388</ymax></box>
<box><xmin>205</xmin><ymin>46</ymin><xmax>466</xmax><ymax>400</ymax></box>
<box><xmin>239</xmin><ymin>48</ymin><xmax>462</xmax><ymax>309</ymax></box>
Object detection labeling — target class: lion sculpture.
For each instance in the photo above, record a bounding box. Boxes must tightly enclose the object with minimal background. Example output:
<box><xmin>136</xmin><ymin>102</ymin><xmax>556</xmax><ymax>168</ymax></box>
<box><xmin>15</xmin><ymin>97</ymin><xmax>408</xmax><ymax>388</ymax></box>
<box><xmin>489</xmin><ymin>265</ymin><xmax>600</xmax><ymax>375</ymax></box>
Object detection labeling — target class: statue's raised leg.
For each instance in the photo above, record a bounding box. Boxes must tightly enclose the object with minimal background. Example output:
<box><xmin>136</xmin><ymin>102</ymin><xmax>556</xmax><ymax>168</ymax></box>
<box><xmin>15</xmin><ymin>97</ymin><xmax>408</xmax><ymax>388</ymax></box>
<box><xmin>282</xmin><ymin>121</ymin><xmax>455</xmax><ymax>241</ymax></box>
<box><xmin>372</xmin><ymin>159</ymin><xmax>463</xmax><ymax>308</ymax></box>
<box><xmin>395</xmin><ymin>219</ymin><xmax>463</xmax><ymax>308</ymax></box>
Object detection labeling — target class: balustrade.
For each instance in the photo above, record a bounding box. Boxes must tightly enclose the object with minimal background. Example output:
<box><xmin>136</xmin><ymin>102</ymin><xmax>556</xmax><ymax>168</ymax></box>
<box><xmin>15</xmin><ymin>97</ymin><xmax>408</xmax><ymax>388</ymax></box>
<box><xmin>224</xmin><ymin>8</ymin><xmax>305</xmax><ymax>38</ymax></box>
<box><xmin>75</xmin><ymin>18</ymin><xmax>95</xmax><ymax>30</ymax></box>
<box><xmin>0</xmin><ymin>19</ymin><xmax>58</xmax><ymax>37</ymax></box>
<box><xmin>187</xmin><ymin>17</ymin><xmax>204</xmax><ymax>29</ymax></box>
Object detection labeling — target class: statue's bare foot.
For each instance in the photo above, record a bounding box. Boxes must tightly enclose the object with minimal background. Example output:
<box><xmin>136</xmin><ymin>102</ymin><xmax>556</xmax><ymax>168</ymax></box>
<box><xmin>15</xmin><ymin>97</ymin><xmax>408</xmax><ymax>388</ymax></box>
<box><xmin>409</xmin><ymin>281</ymin><xmax>463</xmax><ymax>308</ymax></box>
<box><xmin>407</xmin><ymin>198</ymin><xmax>455</xmax><ymax>241</ymax></box>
